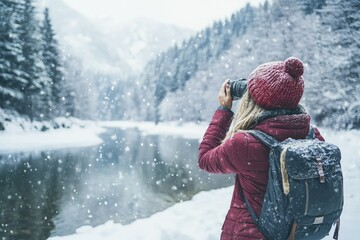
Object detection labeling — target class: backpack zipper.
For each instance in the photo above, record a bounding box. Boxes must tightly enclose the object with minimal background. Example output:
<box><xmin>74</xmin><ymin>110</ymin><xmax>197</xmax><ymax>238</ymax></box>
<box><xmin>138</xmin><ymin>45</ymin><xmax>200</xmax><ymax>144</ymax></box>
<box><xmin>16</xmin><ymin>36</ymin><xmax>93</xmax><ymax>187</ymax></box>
<box><xmin>304</xmin><ymin>181</ymin><xmax>309</xmax><ymax>215</ymax></box>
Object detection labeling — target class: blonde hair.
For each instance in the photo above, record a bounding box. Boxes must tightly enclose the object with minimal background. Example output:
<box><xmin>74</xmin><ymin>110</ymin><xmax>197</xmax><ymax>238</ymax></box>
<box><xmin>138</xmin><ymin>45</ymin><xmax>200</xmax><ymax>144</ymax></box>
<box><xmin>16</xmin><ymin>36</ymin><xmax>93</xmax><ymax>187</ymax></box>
<box><xmin>223</xmin><ymin>90</ymin><xmax>264</xmax><ymax>141</ymax></box>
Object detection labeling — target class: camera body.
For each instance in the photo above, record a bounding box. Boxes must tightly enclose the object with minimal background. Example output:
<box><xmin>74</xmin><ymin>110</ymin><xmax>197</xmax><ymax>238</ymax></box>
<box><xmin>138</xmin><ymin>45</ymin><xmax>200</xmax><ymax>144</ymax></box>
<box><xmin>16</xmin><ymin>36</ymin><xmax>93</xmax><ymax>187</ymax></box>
<box><xmin>229</xmin><ymin>78</ymin><xmax>247</xmax><ymax>100</ymax></box>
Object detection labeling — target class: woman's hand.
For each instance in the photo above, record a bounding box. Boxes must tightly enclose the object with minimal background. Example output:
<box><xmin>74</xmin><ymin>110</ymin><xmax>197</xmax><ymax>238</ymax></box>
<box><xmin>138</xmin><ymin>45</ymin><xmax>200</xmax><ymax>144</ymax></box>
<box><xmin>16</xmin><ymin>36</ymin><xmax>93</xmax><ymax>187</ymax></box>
<box><xmin>218</xmin><ymin>79</ymin><xmax>233</xmax><ymax>110</ymax></box>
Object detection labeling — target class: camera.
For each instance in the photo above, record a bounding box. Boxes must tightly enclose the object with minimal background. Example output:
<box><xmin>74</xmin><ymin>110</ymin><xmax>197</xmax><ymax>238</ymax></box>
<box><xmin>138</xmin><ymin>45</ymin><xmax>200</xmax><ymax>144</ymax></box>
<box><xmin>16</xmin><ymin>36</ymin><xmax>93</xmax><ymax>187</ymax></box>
<box><xmin>229</xmin><ymin>78</ymin><xmax>247</xmax><ymax>100</ymax></box>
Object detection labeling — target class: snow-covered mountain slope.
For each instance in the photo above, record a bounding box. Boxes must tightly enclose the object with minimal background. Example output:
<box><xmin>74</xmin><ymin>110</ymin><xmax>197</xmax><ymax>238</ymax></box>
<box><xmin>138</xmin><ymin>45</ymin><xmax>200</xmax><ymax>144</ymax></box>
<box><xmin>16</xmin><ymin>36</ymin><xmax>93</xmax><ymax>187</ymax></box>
<box><xmin>42</xmin><ymin>0</ymin><xmax>131</xmax><ymax>76</ymax></box>
<box><xmin>40</xmin><ymin>0</ymin><xmax>193</xmax><ymax>75</ymax></box>
<box><xmin>99</xmin><ymin>18</ymin><xmax>194</xmax><ymax>72</ymax></box>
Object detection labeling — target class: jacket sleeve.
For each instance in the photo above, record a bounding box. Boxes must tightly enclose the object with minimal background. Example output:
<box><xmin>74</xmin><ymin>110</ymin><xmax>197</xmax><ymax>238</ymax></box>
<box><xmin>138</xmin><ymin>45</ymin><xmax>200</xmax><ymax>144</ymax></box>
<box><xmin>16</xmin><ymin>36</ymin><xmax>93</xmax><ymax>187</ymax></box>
<box><xmin>198</xmin><ymin>109</ymin><xmax>246</xmax><ymax>174</ymax></box>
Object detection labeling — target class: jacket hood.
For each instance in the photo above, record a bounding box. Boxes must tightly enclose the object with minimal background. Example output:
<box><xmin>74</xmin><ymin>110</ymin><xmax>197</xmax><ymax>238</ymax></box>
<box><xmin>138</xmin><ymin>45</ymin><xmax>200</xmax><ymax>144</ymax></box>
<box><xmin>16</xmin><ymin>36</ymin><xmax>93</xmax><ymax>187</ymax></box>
<box><xmin>254</xmin><ymin>106</ymin><xmax>311</xmax><ymax>141</ymax></box>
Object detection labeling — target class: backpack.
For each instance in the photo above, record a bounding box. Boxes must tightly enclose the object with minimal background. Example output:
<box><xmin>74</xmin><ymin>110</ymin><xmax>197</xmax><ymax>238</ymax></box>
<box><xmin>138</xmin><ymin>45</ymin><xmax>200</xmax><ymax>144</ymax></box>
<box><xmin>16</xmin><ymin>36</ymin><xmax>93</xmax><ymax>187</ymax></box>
<box><xmin>239</xmin><ymin>128</ymin><xmax>343</xmax><ymax>240</ymax></box>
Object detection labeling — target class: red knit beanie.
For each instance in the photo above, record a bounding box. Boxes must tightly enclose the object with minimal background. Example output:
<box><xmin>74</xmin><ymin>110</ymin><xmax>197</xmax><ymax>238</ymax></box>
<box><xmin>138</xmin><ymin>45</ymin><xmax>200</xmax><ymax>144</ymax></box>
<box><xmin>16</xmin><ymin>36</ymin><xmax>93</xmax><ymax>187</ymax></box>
<box><xmin>248</xmin><ymin>57</ymin><xmax>305</xmax><ymax>109</ymax></box>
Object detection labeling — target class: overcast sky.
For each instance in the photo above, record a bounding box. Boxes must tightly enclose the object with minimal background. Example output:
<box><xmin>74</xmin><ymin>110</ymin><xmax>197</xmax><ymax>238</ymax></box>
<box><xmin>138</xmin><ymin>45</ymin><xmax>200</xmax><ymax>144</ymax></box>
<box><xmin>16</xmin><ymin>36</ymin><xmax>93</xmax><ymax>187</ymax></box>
<box><xmin>62</xmin><ymin>0</ymin><xmax>265</xmax><ymax>30</ymax></box>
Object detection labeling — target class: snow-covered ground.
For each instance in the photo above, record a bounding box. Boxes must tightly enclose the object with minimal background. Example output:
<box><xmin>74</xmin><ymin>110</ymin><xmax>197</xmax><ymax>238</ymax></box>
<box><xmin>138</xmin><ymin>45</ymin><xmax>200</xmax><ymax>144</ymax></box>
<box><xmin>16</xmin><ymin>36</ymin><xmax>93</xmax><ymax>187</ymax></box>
<box><xmin>0</xmin><ymin>109</ymin><xmax>106</xmax><ymax>154</ymax></box>
<box><xmin>0</xmin><ymin>116</ymin><xmax>105</xmax><ymax>153</ymax></box>
<box><xmin>48</xmin><ymin>122</ymin><xmax>360</xmax><ymax>240</ymax></box>
<box><xmin>50</xmin><ymin>187</ymin><xmax>231</xmax><ymax>240</ymax></box>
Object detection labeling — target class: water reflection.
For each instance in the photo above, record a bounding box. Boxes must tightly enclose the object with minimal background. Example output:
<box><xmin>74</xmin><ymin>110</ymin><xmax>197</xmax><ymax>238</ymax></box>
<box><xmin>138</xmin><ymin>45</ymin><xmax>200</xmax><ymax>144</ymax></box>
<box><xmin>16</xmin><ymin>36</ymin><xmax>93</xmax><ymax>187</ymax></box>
<box><xmin>0</xmin><ymin>128</ymin><xmax>232</xmax><ymax>239</ymax></box>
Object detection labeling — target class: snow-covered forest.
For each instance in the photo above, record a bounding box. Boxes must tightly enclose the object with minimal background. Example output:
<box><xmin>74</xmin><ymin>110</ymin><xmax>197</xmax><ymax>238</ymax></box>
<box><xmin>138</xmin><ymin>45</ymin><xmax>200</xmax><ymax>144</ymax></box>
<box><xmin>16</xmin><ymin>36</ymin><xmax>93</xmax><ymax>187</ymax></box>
<box><xmin>133</xmin><ymin>0</ymin><xmax>360</xmax><ymax>130</ymax></box>
<box><xmin>1</xmin><ymin>0</ymin><xmax>360</xmax><ymax>130</ymax></box>
<box><xmin>0</xmin><ymin>0</ymin><xmax>73</xmax><ymax>123</ymax></box>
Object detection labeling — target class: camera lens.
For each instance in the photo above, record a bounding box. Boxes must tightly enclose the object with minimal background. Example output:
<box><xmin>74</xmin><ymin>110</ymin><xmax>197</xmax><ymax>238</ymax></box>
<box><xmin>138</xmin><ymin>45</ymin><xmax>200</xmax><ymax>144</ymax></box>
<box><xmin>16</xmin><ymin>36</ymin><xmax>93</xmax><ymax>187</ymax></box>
<box><xmin>229</xmin><ymin>78</ymin><xmax>247</xmax><ymax>100</ymax></box>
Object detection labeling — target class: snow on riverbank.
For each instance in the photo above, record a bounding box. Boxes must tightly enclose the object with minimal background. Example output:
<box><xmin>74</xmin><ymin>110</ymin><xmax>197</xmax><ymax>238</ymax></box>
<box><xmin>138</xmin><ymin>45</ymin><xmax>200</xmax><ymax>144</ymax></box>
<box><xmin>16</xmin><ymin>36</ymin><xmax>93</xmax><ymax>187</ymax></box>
<box><xmin>50</xmin><ymin>187</ymin><xmax>231</xmax><ymax>240</ymax></box>
<box><xmin>0</xmin><ymin>125</ymin><xmax>104</xmax><ymax>154</ymax></box>
<box><xmin>48</xmin><ymin>123</ymin><xmax>360</xmax><ymax>240</ymax></box>
<box><xmin>100</xmin><ymin>120</ymin><xmax>208</xmax><ymax>140</ymax></box>
<box><xmin>0</xmin><ymin>118</ymin><xmax>105</xmax><ymax>154</ymax></box>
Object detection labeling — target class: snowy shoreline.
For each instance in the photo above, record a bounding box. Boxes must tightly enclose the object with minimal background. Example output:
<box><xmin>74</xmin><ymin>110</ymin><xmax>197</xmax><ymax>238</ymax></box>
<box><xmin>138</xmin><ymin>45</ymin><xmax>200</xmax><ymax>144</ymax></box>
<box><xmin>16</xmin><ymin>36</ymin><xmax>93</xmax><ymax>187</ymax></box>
<box><xmin>0</xmin><ymin>108</ymin><xmax>106</xmax><ymax>153</ymax></box>
<box><xmin>0</xmin><ymin>116</ymin><xmax>105</xmax><ymax>153</ymax></box>
<box><xmin>0</xmin><ymin>124</ymin><xmax>105</xmax><ymax>154</ymax></box>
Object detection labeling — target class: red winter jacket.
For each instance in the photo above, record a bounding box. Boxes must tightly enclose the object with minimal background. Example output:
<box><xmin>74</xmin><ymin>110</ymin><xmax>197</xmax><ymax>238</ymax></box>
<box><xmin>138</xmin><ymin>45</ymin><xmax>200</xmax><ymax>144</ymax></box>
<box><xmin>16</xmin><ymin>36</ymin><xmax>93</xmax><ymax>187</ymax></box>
<box><xmin>198</xmin><ymin>109</ymin><xmax>324</xmax><ymax>240</ymax></box>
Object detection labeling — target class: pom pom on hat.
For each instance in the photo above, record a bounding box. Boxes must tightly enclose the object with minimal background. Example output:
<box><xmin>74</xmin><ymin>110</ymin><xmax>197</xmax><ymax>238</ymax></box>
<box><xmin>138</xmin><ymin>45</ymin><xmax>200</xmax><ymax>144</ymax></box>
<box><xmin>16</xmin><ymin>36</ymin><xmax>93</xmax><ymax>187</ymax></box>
<box><xmin>248</xmin><ymin>57</ymin><xmax>305</xmax><ymax>109</ymax></box>
<box><xmin>285</xmin><ymin>57</ymin><xmax>304</xmax><ymax>78</ymax></box>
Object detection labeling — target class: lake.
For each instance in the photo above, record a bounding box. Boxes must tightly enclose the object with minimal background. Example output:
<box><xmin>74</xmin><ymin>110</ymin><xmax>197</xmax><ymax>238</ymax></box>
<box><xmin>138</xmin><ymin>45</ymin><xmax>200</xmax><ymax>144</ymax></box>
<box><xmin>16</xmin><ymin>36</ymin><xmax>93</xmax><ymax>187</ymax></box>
<box><xmin>0</xmin><ymin>127</ymin><xmax>233</xmax><ymax>239</ymax></box>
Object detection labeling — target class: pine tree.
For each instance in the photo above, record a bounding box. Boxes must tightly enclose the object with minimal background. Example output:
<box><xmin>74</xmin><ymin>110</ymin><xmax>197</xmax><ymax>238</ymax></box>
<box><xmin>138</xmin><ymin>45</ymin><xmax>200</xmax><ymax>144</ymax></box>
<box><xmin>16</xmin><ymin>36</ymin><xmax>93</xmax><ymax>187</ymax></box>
<box><xmin>62</xmin><ymin>56</ymin><xmax>90</xmax><ymax>119</ymax></box>
<box><xmin>41</xmin><ymin>8</ymin><xmax>66</xmax><ymax>118</ymax></box>
<box><xmin>297</xmin><ymin>0</ymin><xmax>326</xmax><ymax>15</ymax></box>
<box><xmin>0</xmin><ymin>0</ymin><xmax>27</xmax><ymax>111</ymax></box>
<box><xmin>18</xmin><ymin>0</ymin><xmax>49</xmax><ymax>120</ymax></box>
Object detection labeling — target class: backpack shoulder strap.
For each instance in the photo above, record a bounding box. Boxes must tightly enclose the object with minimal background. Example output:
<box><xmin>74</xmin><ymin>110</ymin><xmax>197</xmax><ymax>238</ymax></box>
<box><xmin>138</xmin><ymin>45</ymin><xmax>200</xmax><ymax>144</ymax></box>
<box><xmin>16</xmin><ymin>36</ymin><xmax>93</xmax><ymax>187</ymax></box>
<box><xmin>237</xmin><ymin>176</ymin><xmax>259</xmax><ymax>225</ymax></box>
<box><xmin>238</xmin><ymin>130</ymin><xmax>279</xmax><ymax>230</ymax></box>
<box><xmin>247</xmin><ymin>130</ymin><xmax>279</xmax><ymax>148</ymax></box>
<box><xmin>236</xmin><ymin>175</ymin><xmax>270</xmax><ymax>240</ymax></box>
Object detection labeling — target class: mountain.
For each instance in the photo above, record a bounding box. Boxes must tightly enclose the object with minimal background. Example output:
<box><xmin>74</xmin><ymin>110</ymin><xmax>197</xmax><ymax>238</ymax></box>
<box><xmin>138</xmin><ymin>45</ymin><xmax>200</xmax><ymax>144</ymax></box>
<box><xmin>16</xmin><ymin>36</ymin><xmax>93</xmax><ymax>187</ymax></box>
<box><xmin>38</xmin><ymin>0</ymin><xmax>194</xmax><ymax>76</ymax></box>
<box><xmin>40</xmin><ymin>0</ymin><xmax>131</xmax><ymax>77</ymax></box>
<box><xmin>98</xmin><ymin>18</ymin><xmax>194</xmax><ymax>73</ymax></box>
<box><xmin>34</xmin><ymin>0</ymin><xmax>194</xmax><ymax>120</ymax></box>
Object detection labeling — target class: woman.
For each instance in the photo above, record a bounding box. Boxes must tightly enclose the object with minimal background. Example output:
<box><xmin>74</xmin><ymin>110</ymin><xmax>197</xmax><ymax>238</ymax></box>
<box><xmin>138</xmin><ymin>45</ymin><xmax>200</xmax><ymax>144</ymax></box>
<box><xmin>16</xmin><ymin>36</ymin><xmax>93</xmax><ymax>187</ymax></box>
<box><xmin>198</xmin><ymin>57</ymin><xmax>324</xmax><ymax>240</ymax></box>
